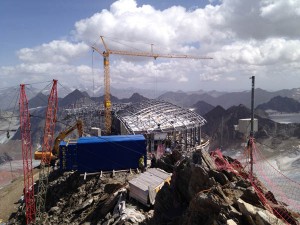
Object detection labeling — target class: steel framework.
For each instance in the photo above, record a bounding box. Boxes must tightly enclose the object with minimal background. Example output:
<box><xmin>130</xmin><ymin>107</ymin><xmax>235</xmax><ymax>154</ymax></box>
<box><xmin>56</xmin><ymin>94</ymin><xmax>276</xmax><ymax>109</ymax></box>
<box><xmin>36</xmin><ymin>80</ymin><xmax>58</xmax><ymax>223</ymax></box>
<box><xmin>19</xmin><ymin>84</ymin><xmax>36</xmax><ymax>224</ymax></box>
<box><xmin>116</xmin><ymin>99</ymin><xmax>206</xmax><ymax>134</ymax></box>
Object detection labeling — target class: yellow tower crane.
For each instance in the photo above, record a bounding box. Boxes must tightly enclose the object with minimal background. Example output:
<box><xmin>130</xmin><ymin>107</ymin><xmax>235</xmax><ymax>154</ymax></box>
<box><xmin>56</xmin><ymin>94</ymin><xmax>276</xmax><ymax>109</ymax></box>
<box><xmin>92</xmin><ymin>36</ymin><xmax>212</xmax><ymax>134</ymax></box>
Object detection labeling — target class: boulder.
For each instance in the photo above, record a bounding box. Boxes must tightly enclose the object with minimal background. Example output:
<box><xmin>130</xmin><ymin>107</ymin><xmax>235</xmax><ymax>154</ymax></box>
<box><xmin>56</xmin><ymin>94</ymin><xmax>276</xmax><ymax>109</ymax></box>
<box><xmin>188</xmin><ymin>165</ymin><xmax>210</xmax><ymax>198</ymax></box>
<box><xmin>226</xmin><ymin>219</ymin><xmax>237</xmax><ymax>225</ymax></box>
<box><xmin>256</xmin><ymin>210</ymin><xmax>286</xmax><ymax>225</ymax></box>
<box><xmin>237</xmin><ymin>198</ymin><xmax>286</xmax><ymax>225</ymax></box>
<box><xmin>49</xmin><ymin>206</ymin><xmax>61</xmax><ymax>215</ymax></box>
<box><xmin>208</xmin><ymin>169</ymin><xmax>229</xmax><ymax>185</ymax></box>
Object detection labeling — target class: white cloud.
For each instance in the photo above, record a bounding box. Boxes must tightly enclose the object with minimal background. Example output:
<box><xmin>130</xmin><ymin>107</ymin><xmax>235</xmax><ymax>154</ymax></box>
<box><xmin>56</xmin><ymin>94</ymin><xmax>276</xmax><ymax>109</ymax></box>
<box><xmin>0</xmin><ymin>63</ymin><xmax>93</xmax><ymax>87</ymax></box>
<box><xmin>211</xmin><ymin>38</ymin><xmax>300</xmax><ymax>66</ymax></box>
<box><xmin>17</xmin><ymin>40</ymin><xmax>89</xmax><ymax>64</ymax></box>
<box><xmin>219</xmin><ymin>0</ymin><xmax>300</xmax><ymax>39</ymax></box>
<box><xmin>110</xmin><ymin>60</ymin><xmax>189</xmax><ymax>87</ymax></box>
<box><xmin>1</xmin><ymin>0</ymin><xmax>300</xmax><ymax>91</ymax></box>
<box><xmin>74</xmin><ymin>0</ymin><xmax>228</xmax><ymax>51</ymax></box>
<box><xmin>260</xmin><ymin>0</ymin><xmax>300</xmax><ymax>21</ymax></box>
<box><xmin>226</xmin><ymin>77</ymin><xmax>236</xmax><ymax>81</ymax></box>
<box><xmin>199</xmin><ymin>74</ymin><xmax>220</xmax><ymax>81</ymax></box>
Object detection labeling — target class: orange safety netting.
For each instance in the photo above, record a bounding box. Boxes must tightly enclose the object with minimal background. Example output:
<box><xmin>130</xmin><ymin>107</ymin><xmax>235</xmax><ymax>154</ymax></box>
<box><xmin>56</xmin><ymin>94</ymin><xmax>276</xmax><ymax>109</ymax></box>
<box><xmin>210</xmin><ymin>141</ymin><xmax>300</xmax><ymax>225</ymax></box>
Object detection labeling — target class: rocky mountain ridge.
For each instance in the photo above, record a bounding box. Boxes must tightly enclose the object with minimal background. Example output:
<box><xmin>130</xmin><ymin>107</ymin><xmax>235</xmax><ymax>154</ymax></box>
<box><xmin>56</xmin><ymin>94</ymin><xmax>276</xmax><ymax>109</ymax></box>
<box><xmin>1</xmin><ymin>86</ymin><xmax>300</xmax><ymax>110</ymax></box>
<box><xmin>256</xmin><ymin>96</ymin><xmax>300</xmax><ymax>113</ymax></box>
<box><xmin>2</xmin><ymin>89</ymin><xmax>300</xmax><ymax>166</ymax></box>
<box><xmin>158</xmin><ymin>88</ymin><xmax>300</xmax><ymax>109</ymax></box>
<box><xmin>202</xmin><ymin>104</ymin><xmax>300</xmax><ymax>150</ymax></box>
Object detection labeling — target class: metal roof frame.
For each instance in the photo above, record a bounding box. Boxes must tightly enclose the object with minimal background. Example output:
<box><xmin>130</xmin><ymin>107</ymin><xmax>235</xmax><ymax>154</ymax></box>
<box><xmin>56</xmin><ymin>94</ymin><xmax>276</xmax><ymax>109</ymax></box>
<box><xmin>116</xmin><ymin>100</ymin><xmax>206</xmax><ymax>134</ymax></box>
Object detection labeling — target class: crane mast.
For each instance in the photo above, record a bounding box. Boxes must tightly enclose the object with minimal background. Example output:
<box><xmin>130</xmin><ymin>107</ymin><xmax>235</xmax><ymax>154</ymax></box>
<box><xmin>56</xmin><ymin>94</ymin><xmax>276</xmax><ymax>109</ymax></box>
<box><xmin>103</xmin><ymin>52</ymin><xmax>112</xmax><ymax>134</ymax></box>
<box><xmin>92</xmin><ymin>36</ymin><xmax>212</xmax><ymax>134</ymax></box>
<box><xmin>36</xmin><ymin>80</ymin><xmax>58</xmax><ymax>223</ymax></box>
<box><xmin>19</xmin><ymin>84</ymin><xmax>36</xmax><ymax>224</ymax></box>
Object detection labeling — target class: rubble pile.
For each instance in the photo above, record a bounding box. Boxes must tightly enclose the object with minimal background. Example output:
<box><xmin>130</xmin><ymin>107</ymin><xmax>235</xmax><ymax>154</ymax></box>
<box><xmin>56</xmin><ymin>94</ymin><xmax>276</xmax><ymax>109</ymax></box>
<box><xmin>9</xmin><ymin>149</ymin><xmax>300</xmax><ymax>225</ymax></box>
<box><xmin>10</xmin><ymin>170</ymin><xmax>152</xmax><ymax>225</ymax></box>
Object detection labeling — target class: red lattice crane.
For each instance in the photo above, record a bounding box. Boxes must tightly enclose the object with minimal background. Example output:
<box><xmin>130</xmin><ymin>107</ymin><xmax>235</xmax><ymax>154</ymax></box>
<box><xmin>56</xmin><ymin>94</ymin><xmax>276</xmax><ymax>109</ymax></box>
<box><xmin>36</xmin><ymin>79</ymin><xmax>58</xmax><ymax>223</ymax></box>
<box><xmin>92</xmin><ymin>36</ymin><xmax>212</xmax><ymax>134</ymax></box>
<box><xmin>19</xmin><ymin>84</ymin><xmax>36</xmax><ymax>224</ymax></box>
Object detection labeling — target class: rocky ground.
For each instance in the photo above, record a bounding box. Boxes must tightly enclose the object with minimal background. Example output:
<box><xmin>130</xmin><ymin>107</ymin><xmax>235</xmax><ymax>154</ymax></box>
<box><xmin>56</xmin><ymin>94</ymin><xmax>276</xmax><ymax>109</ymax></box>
<box><xmin>5</xmin><ymin>147</ymin><xmax>300</xmax><ymax>225</ymax></box>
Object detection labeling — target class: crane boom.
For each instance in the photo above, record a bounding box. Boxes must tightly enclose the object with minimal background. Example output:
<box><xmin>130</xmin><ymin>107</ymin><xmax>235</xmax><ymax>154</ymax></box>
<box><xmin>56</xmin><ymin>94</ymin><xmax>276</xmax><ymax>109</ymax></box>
<box><xmin>92</xmin><ymin>36</ymin><xmax>212</xmax><ymax>134</ymax></box>
<box><xmin>108</xmin><ymin>50</ymin><xmax>212</xmax><ymax>59</ymax></box>
<box><xmin>97</xmin><ymin>36</ymin><xmax>212</xmax><ymax>59</ymax></box>
<box><xmin>52</xmin><ymin>119</ymin><xmax>83</xmax><ymax>156</ymax></box>
<box><xmin>19</xmin><ymin>84</ymin><xmax>36</xmax><ymax>224</ymax></box>
<box><xmin>36</xmin><ymin>79</ymin><xmax>58</xmax><ymax>223</ymax></box>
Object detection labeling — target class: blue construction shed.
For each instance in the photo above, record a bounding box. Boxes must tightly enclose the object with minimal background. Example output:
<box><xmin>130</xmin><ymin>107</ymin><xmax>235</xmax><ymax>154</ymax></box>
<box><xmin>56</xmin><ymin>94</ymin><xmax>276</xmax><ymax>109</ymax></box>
<box><xmin>59</xmin><ymin>140</ymin><xmax>78</xmax><ymax>171</ymax></box>
<box><xmin>59</xmin><ymin>135</ymin><xmax>146</xmax><ymax>173</ymax></box>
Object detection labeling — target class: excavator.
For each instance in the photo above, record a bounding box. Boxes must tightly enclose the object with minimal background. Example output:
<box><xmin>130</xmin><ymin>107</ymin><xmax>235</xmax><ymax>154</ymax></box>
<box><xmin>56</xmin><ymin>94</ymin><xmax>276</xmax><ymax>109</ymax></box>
<box><xmin>34</xmin><ymin>120</ymin><xmax>83</xmax><ymax>160</ymax></box>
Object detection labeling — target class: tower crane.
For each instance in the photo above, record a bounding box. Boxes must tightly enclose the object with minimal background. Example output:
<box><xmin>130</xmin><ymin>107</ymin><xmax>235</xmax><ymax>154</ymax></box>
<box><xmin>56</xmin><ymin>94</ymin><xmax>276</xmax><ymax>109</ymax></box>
<box><xmin>36</xmin><ymin>80</ymin><xmax>58</xmax><ymax>223</ymax></box>
<box><xmin>92</xmin><ymin>36</ymin><xmax>212</xmax><ymax>134</ymax></box>
<box><xmin>19</xmin><ymin>84</ymin><xmax>36</xmax><ymax>224</ymax></box>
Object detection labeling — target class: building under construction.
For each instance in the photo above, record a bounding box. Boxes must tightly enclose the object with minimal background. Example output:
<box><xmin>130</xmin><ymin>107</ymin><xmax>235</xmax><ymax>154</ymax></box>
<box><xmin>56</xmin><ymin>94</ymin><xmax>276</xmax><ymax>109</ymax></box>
<box><xmin>115</xmin><ymin>99</ymin><xmax>208</xmax><ymax>152</ymax></box>
<box><xmin>61</xmin><ymin>98</ymin><xmax>209</xmax><ymax>154</ymax></box>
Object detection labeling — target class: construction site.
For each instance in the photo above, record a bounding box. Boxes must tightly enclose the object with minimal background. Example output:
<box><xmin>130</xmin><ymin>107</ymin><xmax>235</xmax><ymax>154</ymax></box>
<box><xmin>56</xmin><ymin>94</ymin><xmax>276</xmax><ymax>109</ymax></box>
<box><xmin>2</xmin><ymin>36</ymin><xmax>300</xmax><ymax>225</ymax></box>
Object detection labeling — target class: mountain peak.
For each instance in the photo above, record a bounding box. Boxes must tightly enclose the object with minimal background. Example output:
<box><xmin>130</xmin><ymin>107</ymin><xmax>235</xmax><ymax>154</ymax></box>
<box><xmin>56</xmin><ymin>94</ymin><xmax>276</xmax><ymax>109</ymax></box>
<box><xmin>256</xmin><ymin>96</ymin><xmax>300</xmax><ymax>113</ymax></box>
<box><xmin>121</xmin><ymin>93</ymin><xmax>148</xmax><ymax>103</ymax></box>
<box><xmin>59</xmin><ymin>89</ymin><xmax>91</xmax><ymax>107</ymax></box>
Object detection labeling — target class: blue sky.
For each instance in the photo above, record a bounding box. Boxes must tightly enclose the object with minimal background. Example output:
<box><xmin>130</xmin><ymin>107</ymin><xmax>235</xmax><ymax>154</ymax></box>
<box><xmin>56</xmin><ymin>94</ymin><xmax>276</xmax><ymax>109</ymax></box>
<box><xmin>0</xmin><ymin>1</ymin><xmax>114</xmax><ymax>64</ymax></box>
<box><xmin>0</xmin><ymin>0</ymin><xmax>209</xmax><ymax>64</ymax></box>
<box><xmin>1</xmin><ymin>0</ymin><xmax>300</xmax><ymax>94</ymax></box>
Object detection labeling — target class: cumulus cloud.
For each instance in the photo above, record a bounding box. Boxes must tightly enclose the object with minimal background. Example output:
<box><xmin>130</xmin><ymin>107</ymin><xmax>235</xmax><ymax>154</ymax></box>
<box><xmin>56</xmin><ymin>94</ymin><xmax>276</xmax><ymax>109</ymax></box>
<box><xmin>17</xmin><ymin>40</ymin><xmax>89</xmax><ymax>64</ymax></box>
<box><xmin>220</xmin><ymin>0</ymin><xmax>300</xmax><ymax>39</ymax></box>
<box><xmin>260</xmin><ymin>0</ymin><xmax>300</xmax><ymax>21</ymax></box>
<box><xmin>109</xmin><ymin>60</ymin><xmax>189</xmax><ymax>86</ymax></box>
<box><xmin>74</xmin><ymin>0</ymin><xmax>227</xmax><ymax>51</ymax></box>
<box><xmin>211</xmin><ymin>38</ymin><xmax>300</xmax><ymax>66</ymax></box>
<box><xmin>1</xmin><ymin>0</ymin><xmax>300</xmax><ymax>91</ymax></box>
<box><xmin>0</xmin><ymin>63</ymin><xmax>93</xmax><ymax>87</ymax></box>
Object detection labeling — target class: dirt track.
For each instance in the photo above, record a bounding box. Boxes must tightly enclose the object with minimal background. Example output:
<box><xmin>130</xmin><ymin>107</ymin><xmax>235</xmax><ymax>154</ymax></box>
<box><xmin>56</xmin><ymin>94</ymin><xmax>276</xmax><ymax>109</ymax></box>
<box><xmin>0</xmin><ymin>169</ymin><xmax>39</xmax><ymax>223</ymax></box>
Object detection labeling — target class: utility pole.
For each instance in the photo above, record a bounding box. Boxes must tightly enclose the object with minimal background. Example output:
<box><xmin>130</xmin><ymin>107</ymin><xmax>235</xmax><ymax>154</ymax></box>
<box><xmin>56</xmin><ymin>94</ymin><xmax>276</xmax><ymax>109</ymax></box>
<box><xmin>250</xmin><ymin>76</ymin><xmax>255</xmax><ymax>177</ymax></box>
<box><xmin>221</xmin><ymin>116</ymin><xmax>223</xmax><ymax>149</ymax></box>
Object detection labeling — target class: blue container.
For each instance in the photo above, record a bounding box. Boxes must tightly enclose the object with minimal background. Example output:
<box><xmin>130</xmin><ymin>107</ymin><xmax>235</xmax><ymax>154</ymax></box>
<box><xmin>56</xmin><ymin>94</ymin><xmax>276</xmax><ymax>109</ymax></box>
<box><xmin>59</xmin><ymin>141</ymin><xmax>78</xmax><ymax>171</ymax></box>
<box><xmin>60</xmin><ymin>135</ymin><xmax>146</xmax><ymax>173</ymax></box>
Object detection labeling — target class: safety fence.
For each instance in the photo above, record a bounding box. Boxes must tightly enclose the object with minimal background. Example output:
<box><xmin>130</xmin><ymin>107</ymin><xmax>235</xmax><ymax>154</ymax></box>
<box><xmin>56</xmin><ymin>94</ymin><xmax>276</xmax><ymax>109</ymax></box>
<box><xmin>210</xmin><ymin>141</ymin><xmax>300</xmax><ymax>225</ymax></box>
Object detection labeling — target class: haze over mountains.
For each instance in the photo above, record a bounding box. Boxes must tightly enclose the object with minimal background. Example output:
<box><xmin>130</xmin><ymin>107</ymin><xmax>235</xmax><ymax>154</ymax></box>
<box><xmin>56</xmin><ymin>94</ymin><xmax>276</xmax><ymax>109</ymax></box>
<box><xmin>158</xmin><ymin>88</ymin><xmax>300</xmax><ymax>109</ymax></box>
<box><xmin>1</xmin><ymin>85</ymin><xmax>300</xmax><ymax>166</ymax></box>
<box><xmin>2</xmin><ymin>83</ymin><xmax>300</xmax><ymax>144</ymax></box>
<box><xmin>1</xmin><ymin>86</ymin><xmax>300</xmax><ymax>111</ymax></box>
<box><xmin>25</xmin><ymin>88</ymin><xmax>300</xmax><ymax>145</ymax></box>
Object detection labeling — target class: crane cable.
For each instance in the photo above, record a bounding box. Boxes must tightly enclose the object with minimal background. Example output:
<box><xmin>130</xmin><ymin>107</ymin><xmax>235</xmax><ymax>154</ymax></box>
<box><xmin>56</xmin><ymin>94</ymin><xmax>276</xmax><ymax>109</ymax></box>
<box><xmin>92</xmin><ymin>49</ymin><xmax>95</xmax><ymax>98</ymax></box>
<box><xmin>1</xmin><ymin>81</ymin><xmax>54</xmax><ymax>139</ymax></box>
<box><xmin>57</xmin><ymin>81</ymin><xmax>82</xmax><ymax>122</ymax></box>
<box><xmin>26</xmin><ymin>81</ymin><xmax>53</xmax><ymax>106</ymax></box>
<box><xmin>3</xmin><ymin>87</ymin><xmax>19</xmax><ymax>138</ymax></box>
